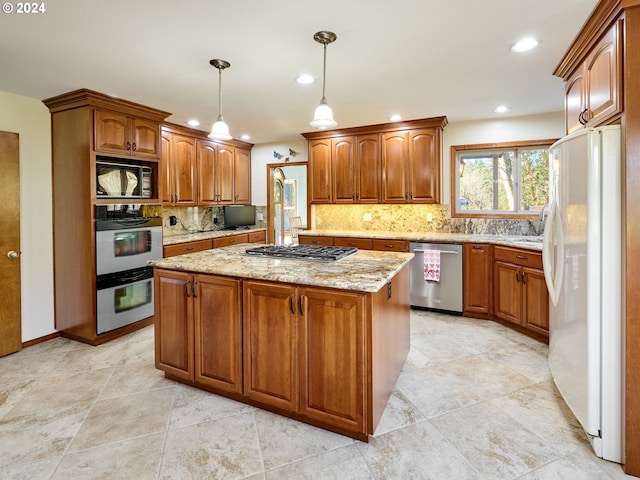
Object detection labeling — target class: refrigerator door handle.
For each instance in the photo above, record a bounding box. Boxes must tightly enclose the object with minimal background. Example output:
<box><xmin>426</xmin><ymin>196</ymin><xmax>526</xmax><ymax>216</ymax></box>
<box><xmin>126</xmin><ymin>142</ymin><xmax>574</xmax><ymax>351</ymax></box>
<box><xmin>542</xmin><ymin>201</ymin><xmax>564</xmax><ymax>306</ymax></box>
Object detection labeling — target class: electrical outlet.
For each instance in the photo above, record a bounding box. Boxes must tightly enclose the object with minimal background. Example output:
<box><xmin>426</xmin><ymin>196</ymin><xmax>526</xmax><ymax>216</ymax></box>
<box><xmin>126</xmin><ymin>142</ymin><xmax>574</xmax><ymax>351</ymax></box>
<box><xmin>256</xmin><ymin>212</ymin><xmax>264</xmax><ymax>221</ymax></box>
<box><xmin>363</xmin><ymin>213</ymin><xmax>372</xmax><ymax>222</ymax></box>
<box><xmin>426</xmin><ymin>213</ymin><xmax>433</xmax><ymax>223</ymax></box>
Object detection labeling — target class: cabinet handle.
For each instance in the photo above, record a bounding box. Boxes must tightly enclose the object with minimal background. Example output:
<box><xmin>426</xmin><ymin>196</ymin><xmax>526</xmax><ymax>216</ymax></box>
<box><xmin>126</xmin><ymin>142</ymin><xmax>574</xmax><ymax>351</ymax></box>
<box><xmin>327</xmin><ymin>192</ymin><xmax>330</xmax><ymax>200</ymax></box>
<box><xmin>186</xmin><ymin>247</ymin><xmax>194</xmax><ymax>251</ymax></box>
<box><xmin>472</xmin><ymin>246</ymin><xmax>484</xmax><ymax>250</ymax></box>
<box><xmin>522</xmin><ymin>272</ymin><xmax>526</xmax><ymax>284</ymax></box>
<box><xmin>299</xmin><ymin>295</ymin><xmax>304</xmax><ymax>316</ymax></box>
<box><xmin>384</xmin><ymin>244</ymin><xmax>395</xmax><ymax>249</ymax></box>
<box><xmin>185</xmin><ymin>280</ymin><xmax>191</xmax><ymax>298</ymax></box>
<box><xmin>193</xmin><ymin>281</ymin><xmax>198</xmax><ymax>297</ymax></box>
<box><xmin>312</xmin><ymin>240</ymin><xmax>320</xmax><ymax>244</ymax></box>
<box><xmin>126</xmin><ymin>141</ymin><xmax>131</xmax><ymax>151</ymax></box>
<box><xmin>579</xmin><ymin>109</ymin><xmax>589</xmax><ymax>125</ymax></box>
<box><xmin>132</xmin><ymin>142</ymin><xmax>137</xmax><ymax>152</ymax></box>
<box><xmin>290</xmin><ymin>294</ymin><xmax>296</xmax><ymax>315</ymax></box>
<box><xmin>516</xmin><ymin>271</ymin><xmax>520</xmax><ymax>283</ymax></box>
<box><xmin>516</xmin><ymin>255</ymin><xmax>527</xmax><ymax>260</ymax></box>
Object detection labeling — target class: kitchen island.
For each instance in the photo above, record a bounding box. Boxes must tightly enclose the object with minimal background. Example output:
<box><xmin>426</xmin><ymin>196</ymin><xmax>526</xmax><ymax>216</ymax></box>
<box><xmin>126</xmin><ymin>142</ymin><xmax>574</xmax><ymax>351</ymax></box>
<box><xmin>151</xmin><ymin>244</ymin><xmax>413</xmax><ymax>441</ymax></box>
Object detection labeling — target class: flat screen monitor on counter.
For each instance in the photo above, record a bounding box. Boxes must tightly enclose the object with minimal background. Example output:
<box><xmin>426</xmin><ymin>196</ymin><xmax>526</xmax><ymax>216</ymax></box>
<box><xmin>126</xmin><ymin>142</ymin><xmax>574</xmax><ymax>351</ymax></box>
<box><xmin>223</xmin><ymin>205</ymin><xmax>256</xmax><ymax>229</ymax></box>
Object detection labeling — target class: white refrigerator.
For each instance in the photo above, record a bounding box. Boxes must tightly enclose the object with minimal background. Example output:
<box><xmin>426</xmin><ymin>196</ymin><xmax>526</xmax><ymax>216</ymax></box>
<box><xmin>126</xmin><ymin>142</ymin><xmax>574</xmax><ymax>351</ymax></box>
<box><xmin>542</xmin><ymin>125</ymin><xmax>623</xmax><ymax>463</ymax></box>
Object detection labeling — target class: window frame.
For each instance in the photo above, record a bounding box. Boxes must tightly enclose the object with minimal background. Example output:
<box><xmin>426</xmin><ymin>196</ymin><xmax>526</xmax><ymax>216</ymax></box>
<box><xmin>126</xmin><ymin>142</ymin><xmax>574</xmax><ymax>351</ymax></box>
<box><xmin>450</xmin><ymin>139</ymin><xmax>557</xmax><ymax>219</ymax></box>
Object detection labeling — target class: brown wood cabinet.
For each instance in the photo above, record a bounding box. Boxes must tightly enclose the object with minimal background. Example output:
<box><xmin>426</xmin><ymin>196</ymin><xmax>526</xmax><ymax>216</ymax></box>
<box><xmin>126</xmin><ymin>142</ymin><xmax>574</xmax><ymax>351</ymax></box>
<box><xmin>154</xmin><ymin>263</ymin><xmax>411</xmax><ymax>441</ymax></box>
<box><xmin>154</xmin><ymin>269</ymin><xmax>242</xmax><ymax>394</ymax></box>
<box><xmin>334</xmin><ymin>236</ymin><xmax>373</xmax><ymax>249</ymax></box>
<box><xmin>300</xmin><ymin>234</ymin><xmax>409</xmax><ymax>253</ymax></box>
<box><xmin>248</xmin><ymin>230</ymin><xmax>266</xmax><ymax>243</ymax></box>
<box><xmin>463</xmin><ymin>244</ymin><xmax>493</xmax><ymax>317</ymax></box>
<box><xmin>493</xmin><ymin>246</ymin><xmax>549</xmax><ymax>339</ymax></box>
<box><xmin>299</xmin><ymin>235</ymin><xmax>335</xmax><ymax>246</ymax></box>
<box><xmin>234</xmin><ymin>147</ymin><xmax>252</xmax><ymax>205</ymax></box>
<box><xmin>371</xmin><ymin>239</ymin><xmax>410</xmax><ymax>252</ymax></box>
<box><xmin>564</xmin><ymin>20</ymin><xmax>622</xmax><ymax>133</ymax></box>
<box><xmin>163</xmin><ymin>239</ymin><xmax>213</xmax><ymax>258</ymax></box>
<box><xmin>162</xmin><ymin>132</ymin><xmax>197</xmax><ymax>206</ymax></box>
<box><xmin>213</xmin><ymin>233</ymin><xmax>249</xmax><ymax>248</ymax></box>
<box><xmin>43</xmin><ymin>89</ymin><xmax>170</xmax><ymax>345</ymax></box>
<box><xmin>94</xmin><ymin>108</ymin><xmax>161</xmax><ymax>159</ymax></box>
<box><xmin>164</xmin><ymin>231</ymin><xmax>266</xmax><ymax>257</ymax></box>
<box><xmin>303</xmin><ymin>117</ymin><xmax>446</xmax><ymax>205</ymax></box>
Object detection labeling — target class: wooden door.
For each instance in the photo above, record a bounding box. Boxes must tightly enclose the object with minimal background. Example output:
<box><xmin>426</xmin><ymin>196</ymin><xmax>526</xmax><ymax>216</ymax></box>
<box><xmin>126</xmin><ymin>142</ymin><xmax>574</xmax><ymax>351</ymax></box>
<box><xmin>493</xmin><ymin>261</ymin><xmax>521</xmax><ymax>325</ymax></box>
<box><xmin>381</xmin><ymin>132</ymin><xmax>409</xmax><ymax>203</ymax></box>
<box><xmin>243</xmin><ymin>281</ymin><xmax>298</xmax><ymax>412</ymax></box>
<box><xmin>0</xmin><ymin>131</ymin><xmax>21</xmax><ymax>356</ymax></box>
<box><xmin>161</xmin><ymin>133</ymin><xmax>173</xmax><ymax>204</ymax></box>
<box><xmin>196</xmin><ymin>140</ymin><xmax>217</xmax><ymax>204</ymax></box>
<box><xmin>463</xmin><ymin>244</ymin><xmax>492</xmax><ymax>315</ymax></box>
<box><xmin>565</xmin><ymin>69</ymin><xmax>585</xmax><ymax>134</ymax></box>
<box><xmin>409</xmin><ymin>129</ymin><xmax>439</xmax><ymax>203</ymax></box>
<box><xmin>522</xmin><ymin>267</ymin><xmax>550</xmax><ymax>335</ymax></box>
<box><xmin>308</xmin><ymin>139</ymin><xmax>332</xmax><ymax>203</ymax></box>
<box><xmin>172</xmin><ymin>135</ymin><xmax>197</xmax><ymax>206</ymax></box>
<box><xmin>332</xmin><ymin>137</ymin><xmax>355</xmax><ymax>204</ymax></box>
<box><xmin>194</xmin><ymin>275</ymin><xmax>242</xmax><ymax>394</ymax></box>
<box><xmin>130</xmin><ymin>118</ymin><xmax>160</xmax><ymax>158</ymax></box>
<box><xmin>585</xmin><ymin>23</ymin><xmax>620</xmax><ymax>126</ymax></box>
<box><xmin>154</xmin><ymin>269</ymin><xmax>194</xmax><ymax>381</ymax></box>
<box><xmin>234</xmin><ymin>147</ymin><xmax>252</xmax><ymax>205</ymax></box>
<box><xmin>298</xmin><ymin>287</ymin><xmax>366</xmax><ymax>433</ymax></box>
<box><xmin>355</xmin><ymin>134</ymin><xmax>380</xmax><ymax>203</ymax></box>
<box><xmin>216</xmin><ymin>145</ymin><xmax>235</xmax><ymax>204</ymax></box>
<box><xmin>94</xmin><ymin>109</ymin><xmax>129</xmax><ymax>154</ymax></box>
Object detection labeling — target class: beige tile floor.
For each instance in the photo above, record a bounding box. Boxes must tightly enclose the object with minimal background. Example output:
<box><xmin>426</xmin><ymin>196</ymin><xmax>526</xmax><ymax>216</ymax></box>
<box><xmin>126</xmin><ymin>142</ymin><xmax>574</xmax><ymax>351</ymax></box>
<box><xmin>0</xmin><ymin>310</ymin><xmax>635</xmax><ymax>480</ymax></box>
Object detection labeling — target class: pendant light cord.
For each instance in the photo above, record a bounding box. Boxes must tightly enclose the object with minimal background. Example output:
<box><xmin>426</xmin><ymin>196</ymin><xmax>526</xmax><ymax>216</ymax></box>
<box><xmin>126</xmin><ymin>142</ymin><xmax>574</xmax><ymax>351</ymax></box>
<box><xmin>218</xmin><ymin>67</ymin><xmax>224</xmax><ymax>120</ymax></box>
<box><xmin>321</xmin><ymin>42</ymin><xmax>327</xmax><ymax>101</ymax></box>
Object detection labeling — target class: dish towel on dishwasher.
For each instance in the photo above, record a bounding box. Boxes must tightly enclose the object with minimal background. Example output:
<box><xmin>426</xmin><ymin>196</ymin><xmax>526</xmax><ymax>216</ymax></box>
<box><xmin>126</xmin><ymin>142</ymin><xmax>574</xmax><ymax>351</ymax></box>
<box><xmin>424</xmin><ymin>250</ymin><xmax>441</xmax><ymax>282</ymax></box>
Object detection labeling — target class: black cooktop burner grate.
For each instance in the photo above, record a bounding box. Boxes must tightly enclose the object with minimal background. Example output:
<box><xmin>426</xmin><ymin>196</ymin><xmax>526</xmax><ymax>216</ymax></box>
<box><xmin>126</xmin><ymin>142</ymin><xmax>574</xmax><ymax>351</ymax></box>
<box><xmin>245</xmin><ymin>244</ymin><xmax>358</xmax><ymax>262</ymax></box>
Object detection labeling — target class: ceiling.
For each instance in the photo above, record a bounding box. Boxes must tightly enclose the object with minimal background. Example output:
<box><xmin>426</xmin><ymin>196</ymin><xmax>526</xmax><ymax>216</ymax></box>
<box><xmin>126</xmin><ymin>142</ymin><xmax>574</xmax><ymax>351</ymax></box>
<box><xmin>0</xmin><ymin>0</ymin><xmax>598</xmax><ymax>144</ymax></box>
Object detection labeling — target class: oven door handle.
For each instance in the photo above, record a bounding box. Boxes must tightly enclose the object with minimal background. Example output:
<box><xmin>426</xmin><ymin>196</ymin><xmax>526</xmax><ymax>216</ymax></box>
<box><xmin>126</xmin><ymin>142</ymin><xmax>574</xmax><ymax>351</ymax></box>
<box><xmin>96</xmin><ymin>267</ymin><xmax>154</xmax><ymax>290</ymax></box>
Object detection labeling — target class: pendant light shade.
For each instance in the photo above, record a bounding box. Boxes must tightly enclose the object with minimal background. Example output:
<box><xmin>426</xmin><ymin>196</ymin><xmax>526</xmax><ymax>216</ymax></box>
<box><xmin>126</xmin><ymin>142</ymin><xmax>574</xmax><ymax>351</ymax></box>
<box><xmin>208</xmin><ymin>59</ymin><xmax>233</xmax><ymax>141</ymax></box>
<box><xmin>310</xmin><ymin>31</ymin><xmax>337</xmax><ymax>129</ymax></box>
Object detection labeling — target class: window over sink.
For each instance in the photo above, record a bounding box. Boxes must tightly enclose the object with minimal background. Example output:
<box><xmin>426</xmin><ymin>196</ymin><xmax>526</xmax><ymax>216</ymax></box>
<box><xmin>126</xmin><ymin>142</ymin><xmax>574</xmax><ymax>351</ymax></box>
<box><xmin>450</xmin><ymin>139</ymin><xmax>555</xmax><ymax>218</ymax></box>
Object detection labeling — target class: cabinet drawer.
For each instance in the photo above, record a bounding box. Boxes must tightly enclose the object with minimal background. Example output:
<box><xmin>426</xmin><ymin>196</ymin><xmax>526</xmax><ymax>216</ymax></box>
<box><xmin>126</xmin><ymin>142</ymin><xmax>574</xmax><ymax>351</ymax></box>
<box><xmin>299</xmin><ymin>235</ymin><xmax>334</xmax><ymax>246</ymax></box>
<box><xmin>372</xmin><ymin>239</ymin><xmax>410</xmax><ymax>252</ymax></box>
<box><xmin>163</xmin><ymin>239</ymin><xmax>213</xmax><ymax>257</ymax></box>
<box><xmin>334</xmin><ymin>237</ymin><xmax>373</xmax><ymax>249</ymax></box>
<box><xmin>494</xmin><ymin>246</ymin><xmax>542</xmax><ymax>269</ymax></box>
<box><xmin>248</xmin><ymin>230</ymin><xmax>266</xmax><ymax>243</ymax></box>
<box><xmin>214</xmin><ymin>233</ymin><xmax>249</xmax><ymax>248</ymax></box>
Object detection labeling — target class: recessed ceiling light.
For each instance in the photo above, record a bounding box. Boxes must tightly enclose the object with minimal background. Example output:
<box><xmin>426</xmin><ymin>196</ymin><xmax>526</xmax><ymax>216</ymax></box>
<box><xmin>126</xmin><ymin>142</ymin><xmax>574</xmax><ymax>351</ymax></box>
<box><xmin>510</xmin><ymin>37</ymin><xmax>539</xmax><ymax>53</ymax></box>
<box><xmin>240</xmin><ymin>134</ymin><xmax>250</xmax><ymax>141</ymax></box>
<box><xmin>389</xmin><ymin>114</ymin><xmax>402</xmax><ymax>122</ymax></box>
<box><xmin>494</xmin><ymin>105</ymin><xmax>510</xmax><ymax>114</ymax></box>
<box><xmin>296</xmin><ymin>74</ymin><xmax>316</xmax><ymax>85</ymax></box>
<box><xmin>187</xmin><ymin>119</ymin><xmax>200</xmax><ymax>127</ymax></box>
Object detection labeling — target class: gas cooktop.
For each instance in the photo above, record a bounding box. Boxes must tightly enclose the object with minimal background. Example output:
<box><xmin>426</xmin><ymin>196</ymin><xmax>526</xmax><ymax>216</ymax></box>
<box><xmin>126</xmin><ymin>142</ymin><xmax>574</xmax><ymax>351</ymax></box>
<box><xmin>245</xmin><ymin>245</ymin><xmax>358</xmax><ymax>262</ymax></box>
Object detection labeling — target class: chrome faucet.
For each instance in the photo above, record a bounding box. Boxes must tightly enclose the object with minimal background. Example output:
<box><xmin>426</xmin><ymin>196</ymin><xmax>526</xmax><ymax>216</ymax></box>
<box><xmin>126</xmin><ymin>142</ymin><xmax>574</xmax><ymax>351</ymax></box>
<box><xmin>538</xmin><ymin>203</ymin><xmax>549</xmax><ymax>222</ymax></box>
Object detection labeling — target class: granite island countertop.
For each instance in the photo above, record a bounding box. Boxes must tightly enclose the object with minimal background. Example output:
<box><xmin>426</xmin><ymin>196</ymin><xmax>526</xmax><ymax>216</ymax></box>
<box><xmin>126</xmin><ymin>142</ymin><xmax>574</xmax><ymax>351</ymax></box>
<box><xmin>299</xmin><ymin>229</ymin><xmax>543</xmax><ymax>251</ymax></box>
<box><xmin>150</xmin><ymin>243</ymin><xmax>413</xmax><ymax>293</ymax></box>
<box><xmin>163</xmin><ymin>227</ymin><xmax>266</xmax><ymax>246</ymax></box>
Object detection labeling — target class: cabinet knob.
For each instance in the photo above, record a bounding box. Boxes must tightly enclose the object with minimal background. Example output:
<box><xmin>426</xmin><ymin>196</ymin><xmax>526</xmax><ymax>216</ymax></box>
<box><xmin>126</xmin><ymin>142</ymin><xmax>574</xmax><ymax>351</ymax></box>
<box><xmin>7</xmin><ymin>250</ymin><xmax>20</xmax><ymax>259</ymax></box>
<box><xmin>132</xmin><ymin>142</ymin><xmax>137</xmax><ymax>152</ymax></box>
<box><xmin>126</xmin><ymin>141</ymin><xmax>131</xmax><ymax>151</ymax></box>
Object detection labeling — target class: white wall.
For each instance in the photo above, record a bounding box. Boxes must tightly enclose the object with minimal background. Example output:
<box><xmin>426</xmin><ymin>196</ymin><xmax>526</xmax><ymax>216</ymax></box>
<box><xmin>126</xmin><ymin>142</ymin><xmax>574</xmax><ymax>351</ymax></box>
<box><xmin>0</xmin><ymin>91</ymin><xmax>55</xmax><ymax>342</ymax></box>
<box><xmin>441</xmin><ymin>111</ymin><xmax>565</xmax><ymax>204</ymax></box>
<box><xmin>250</xmin><ymin>138</ymin><xmax>309</xmax><ymax>205</ymax></box>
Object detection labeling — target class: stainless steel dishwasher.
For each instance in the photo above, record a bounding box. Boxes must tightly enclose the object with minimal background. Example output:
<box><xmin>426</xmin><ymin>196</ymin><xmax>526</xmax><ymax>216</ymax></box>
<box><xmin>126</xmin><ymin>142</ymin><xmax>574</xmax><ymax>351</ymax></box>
<box><xmin>410</xmin><ymin>242</ymin><xmax>463</xmax><ymax>313</ymax></box>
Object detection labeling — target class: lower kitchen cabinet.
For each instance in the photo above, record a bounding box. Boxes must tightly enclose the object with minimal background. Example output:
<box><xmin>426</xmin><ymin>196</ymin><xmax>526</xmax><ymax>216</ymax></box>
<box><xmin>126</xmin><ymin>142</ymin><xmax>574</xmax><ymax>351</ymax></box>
<box><xmin>154</xmin><ymin>269</ymin><xmax>242</xmax><ymax>393</ymax></box>
<box><xmin>163</xmin><ymin>239</ymin><xmax>213</xmax><ymax>257</ymax></box>
<box><xmin>493</xmin><ymin>246</ymin><xmax>549</xmax><ymax>339</ymax></box>
<box><xmin>300</xmin><ymin>235</ymin><xmax>409</xmax><ymax>252</ymax></box>
<box><xmin>463</xmin><ymin>244</ymin><xmax>493</xmax><ymax>317</ymax></box>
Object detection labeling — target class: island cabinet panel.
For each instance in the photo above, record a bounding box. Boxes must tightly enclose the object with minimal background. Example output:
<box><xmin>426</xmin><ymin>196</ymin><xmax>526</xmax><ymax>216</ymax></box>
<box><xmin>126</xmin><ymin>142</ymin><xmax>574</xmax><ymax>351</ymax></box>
<box><xmin>154</xmin><ymin>270</ymin><xmax>194</xmax><ymax>381</ymax></box>
<box><xmin>194</xmin><ymin>276</ymin><xmax>243</xmax><ymax>394</ymax></box>
<box><xmin>463</xmin><ymin>244</ymin><xmax>493</xmax><ymax>317</ymax></box>
<box><xmin>298</xmin><ymin>288</ymin><xmax>366</xmax><ymax>433</ymax></box>
<box><xmin>243</xmin><ymin>281</ymin><xmax>298</xmax><ymax>412</ymax></box>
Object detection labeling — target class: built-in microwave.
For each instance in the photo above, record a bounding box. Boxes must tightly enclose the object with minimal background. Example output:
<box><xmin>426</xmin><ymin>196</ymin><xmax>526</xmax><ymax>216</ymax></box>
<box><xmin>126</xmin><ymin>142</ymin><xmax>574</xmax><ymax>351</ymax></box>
<box><xmin>96</xmin><ymin>161</ymin><xmax>152</xmax><ymax>198</ymax></box>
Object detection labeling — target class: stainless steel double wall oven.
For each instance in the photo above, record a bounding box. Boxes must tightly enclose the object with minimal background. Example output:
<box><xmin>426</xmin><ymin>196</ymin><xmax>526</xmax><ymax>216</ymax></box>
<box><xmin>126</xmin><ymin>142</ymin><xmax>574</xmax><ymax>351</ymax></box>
<box><xmin>95</xmin><ymin>204</ymin><xmax>162</xmax><ymax>334</ymax></box>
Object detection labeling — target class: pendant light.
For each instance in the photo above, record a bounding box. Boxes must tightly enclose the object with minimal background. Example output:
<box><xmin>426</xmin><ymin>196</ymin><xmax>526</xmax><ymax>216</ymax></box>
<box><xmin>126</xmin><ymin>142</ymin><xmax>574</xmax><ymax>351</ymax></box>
<box><xmin>208</xmin><ymin>58</ymin><xmax>233</xmax><ymax>140</ymax></box>
<box><xmin>310</xmin><ymin>31</ymin><xmax>337</xmax><ymax>129</ymax></box>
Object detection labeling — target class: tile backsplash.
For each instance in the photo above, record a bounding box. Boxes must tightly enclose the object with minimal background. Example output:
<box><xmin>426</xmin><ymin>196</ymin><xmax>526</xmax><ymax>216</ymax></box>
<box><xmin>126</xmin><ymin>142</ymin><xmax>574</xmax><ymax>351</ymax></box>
<box><xmin>314</xmin><ymin>204</ymin><xmax>545</xmax><ymax>236</ymax></box>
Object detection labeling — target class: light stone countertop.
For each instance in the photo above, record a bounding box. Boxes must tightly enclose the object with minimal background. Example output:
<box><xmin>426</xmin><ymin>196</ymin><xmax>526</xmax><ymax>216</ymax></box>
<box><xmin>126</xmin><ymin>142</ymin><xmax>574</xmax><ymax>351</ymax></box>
<box><xmin>150</xmin><ymin>243</ymin><xmax>413</xmax><ymax>293</ymax></box>
<box><xmin>163</xmin><ymin>228</ymin><xmax>266</xmax><ymax>246</ymax></box>
<box><xmin>300</xmin><ymin>229</ymin><xmax>543</xmax><ymax>251</ymax></box>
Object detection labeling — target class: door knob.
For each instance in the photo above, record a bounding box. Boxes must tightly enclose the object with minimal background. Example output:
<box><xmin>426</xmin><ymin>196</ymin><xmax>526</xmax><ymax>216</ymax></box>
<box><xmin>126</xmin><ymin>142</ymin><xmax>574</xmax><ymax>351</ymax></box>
<box><xmin>7</xmin><ymin>250</ymin><xmax>20</xmax><ymax>259</ymax></box>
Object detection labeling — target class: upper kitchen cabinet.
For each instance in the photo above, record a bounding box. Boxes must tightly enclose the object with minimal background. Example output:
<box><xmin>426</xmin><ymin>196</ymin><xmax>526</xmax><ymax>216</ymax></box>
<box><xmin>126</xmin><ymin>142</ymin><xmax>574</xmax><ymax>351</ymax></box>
<box><xmin>162</xmin><ymin>130</ymin><xmax>197</xmax><ymax>206</ymax></box>
<box><xmin>234</xmin><ymin>147</ymin><xmax>252</xmax><ymax>205</ymax></box>
<box><xmin>303</xmin><ymin>117</ymin><xmax>446</xmax><ymax>205</ymax></box>
<box><xmin>94</xmin><ymin>109</ymin><xmax>161</xmax><ymax>159</ymax></box>
<box><xmin>556</xmin><ymin>15</ymin><xmax>623</xmax><ymax>134</ymax></box>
